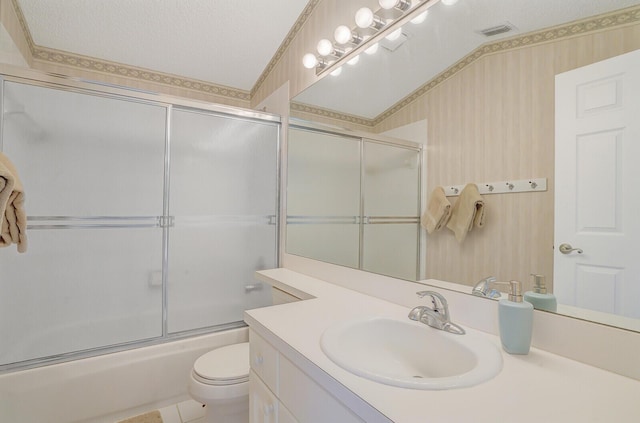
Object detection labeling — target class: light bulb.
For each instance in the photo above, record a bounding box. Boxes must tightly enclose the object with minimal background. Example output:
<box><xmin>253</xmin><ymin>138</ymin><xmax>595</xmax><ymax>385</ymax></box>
<box><xmin>380</xmin><ymin>0</ymin><xmax>410</xmax><ymax>11</ymax></box>
<box><xmin>385</xmin><ymin>27</ymin><xmax>402</xmax><ymax>41</ymax></box>
<box><xmin>365</xmin><ymin>42</ymin><xmax>379</xmax><ymax>55</ymax></box>
<box><xmin>317</xmin><ymin>39</ymin><xmax>333</xmax><ymax>56</ymax></box>
<box><xmin>441</xmin><ymin>0</ymin><xmax>458</xmax><ymax>5</ymax></box>
<box><xmin>411</xmin><ymin>10</ymin><xmax>428</xmax><ymax>24</ymax></box>
<box><xmin>347</xmin><ymin>54</ymin><xmax>360</xmax><ymax>66</ymax></box>
<box><xmin>355</xmin><ymin>7</ymin><xmax>374</xmax><ymax>28</ymax></box>
<box><xmin>330</xmin><ymin>66</ymin><xmax>343</xmax><ymax>76</ymax></box>
<box><xmin>379</xmin><ymin>0</ymin><xmax>399</xmax><ymax>9</ymax></box>
<box><xmin>334</xmin><ymin>25</ymin><xmax>352</xmax><ymax>44</ymax></box>
<box><xmin>302</xmin><ymin>53</ymin><xmax>318</xmax><ymax>69</ymax></box>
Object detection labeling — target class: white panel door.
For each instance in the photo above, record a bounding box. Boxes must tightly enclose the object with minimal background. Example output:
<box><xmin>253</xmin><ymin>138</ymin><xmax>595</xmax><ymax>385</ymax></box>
<box><xmin>555</xmin><ymin>49</ymin><xmax>640</xmax><ymax>318</ymax></box>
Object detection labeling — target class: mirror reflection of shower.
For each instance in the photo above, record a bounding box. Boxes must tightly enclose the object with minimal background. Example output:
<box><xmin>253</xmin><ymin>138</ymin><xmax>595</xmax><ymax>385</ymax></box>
<box><xmin>287</xmin><ymin>124</ymin><xmax>422</xmax><ymax>281</ymax></box>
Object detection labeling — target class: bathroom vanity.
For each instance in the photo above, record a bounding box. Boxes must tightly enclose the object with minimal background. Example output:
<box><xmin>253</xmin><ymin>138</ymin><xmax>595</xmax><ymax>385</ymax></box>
<box><xmin>245</xmin><ymin>269</ymin><xmax>640</xmax><ymax>423</ymax></box>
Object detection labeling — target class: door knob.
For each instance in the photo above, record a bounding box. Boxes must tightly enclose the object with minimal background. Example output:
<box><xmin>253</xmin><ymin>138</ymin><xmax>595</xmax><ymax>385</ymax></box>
<box><xmin>559</xmin><ymin>243</ymin><xmax>583</xmax><ymax>254</ymax></box>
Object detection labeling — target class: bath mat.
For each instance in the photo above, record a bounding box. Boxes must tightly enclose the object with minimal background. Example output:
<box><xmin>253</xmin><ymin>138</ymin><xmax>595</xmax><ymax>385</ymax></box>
<box><xmin>117</xmin><ymin>410</ymin><xmax>163</xmax><ymax>423</ymax></box>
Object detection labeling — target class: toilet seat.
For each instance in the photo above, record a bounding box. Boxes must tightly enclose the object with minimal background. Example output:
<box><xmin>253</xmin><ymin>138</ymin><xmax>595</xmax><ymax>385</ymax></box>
<box><xmin>192</xmin><ymin>342</ymin><xmax>250</xmax><ymax>386</ymax></box>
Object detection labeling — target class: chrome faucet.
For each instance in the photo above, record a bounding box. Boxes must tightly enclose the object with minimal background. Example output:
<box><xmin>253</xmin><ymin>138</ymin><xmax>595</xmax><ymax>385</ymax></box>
<box><xmin>408</xmin><ymin>291</ymin><xmax>465</xmax><ymax>335</ymax></box>
<box><xmin>472</xmin><ymin>276</ymin><xmax>501</xmax><ymax>298</ymax></box>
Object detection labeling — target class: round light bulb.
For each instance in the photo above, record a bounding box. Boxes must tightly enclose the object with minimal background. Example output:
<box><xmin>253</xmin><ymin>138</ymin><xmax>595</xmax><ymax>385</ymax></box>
<box><xmin>355</xmin><ymin>7</ymin><xmax>374</xmax><ymax>29</ymax></box>
<box><xmin>330</xmin><ymin>66</ymin><xmax>343</xmax><ymax>77</ymax></box>
<box><xmin>385</xmin><ymin>27</ymin><xmax>402</xmax><ymax>41</ymax></box>
<box><xmin>347</xmin><ymin>54</ymin><xmax>360</xmax><ymax>66</ymax></box>
<box><xmin>411</xmin><ymin>10</ymin><xmax>428</xmax><ymax>24</ymax></box>
<box><xmin>317</xmin><ymin>39</ymin><xmax>333</xmax><ymax>56</ymax></box>
<box><xmin>365</xmin><ymin>42</ymin><xmax>379</xmax><ymax>55</ymax></box>
<box><xmin>334</xmin><ymin>25</ymin><xmax>352</xmax><ymax>44</ymax></box>
<box><xmin>441</xmin><ymin>0</ymin><xmax>458</xmax><ymax>5</ymax></box>
<box><xmin>379</xmin><ymin>0</ymin><xmax>399</xmax><ymax>9</ymax></box>
<box><xmin>302</xmin><ymin>53</ymin><xmax>318</xmax><ymax>69</ymax></box>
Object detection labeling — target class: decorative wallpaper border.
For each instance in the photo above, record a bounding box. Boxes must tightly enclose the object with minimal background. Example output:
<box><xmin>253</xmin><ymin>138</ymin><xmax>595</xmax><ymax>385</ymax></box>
<box><xmin>31</xmin><ymin>46</ymin><xmax>251</xmax><ymax>100</ymax></box>
<box><xmin>372</xmin><ymin>5</ymin><xmax>640</xmax><ymax>126</ymax></box>
<box><xmin>10</xmin><ymin>0</ymin><xmax>319</xmax><ymax>102</ymax></box>
<box><xmin>290</xmin><ymin>101</ymin><xmax>375</xmax><ymax>127</ymax></box>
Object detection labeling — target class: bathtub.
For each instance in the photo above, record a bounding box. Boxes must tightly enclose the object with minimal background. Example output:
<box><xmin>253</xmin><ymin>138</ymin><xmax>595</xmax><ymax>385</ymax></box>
<box><xmin>0</xmin><ymin>327</ymin><xmax>249</xmax><ymax>423</ymax></box>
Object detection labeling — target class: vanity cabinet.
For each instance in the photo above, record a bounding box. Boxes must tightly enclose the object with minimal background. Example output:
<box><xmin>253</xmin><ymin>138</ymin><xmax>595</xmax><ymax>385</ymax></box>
<box><xmin>249</xmin><ymin>329</ymin><xmax>364</xmax><ymax>423</ymax></box>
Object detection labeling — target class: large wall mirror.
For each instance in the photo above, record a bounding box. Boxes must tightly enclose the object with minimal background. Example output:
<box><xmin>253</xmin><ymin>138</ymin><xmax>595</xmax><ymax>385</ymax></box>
<box><xmin>287</xmin><ymin>0</ymin><xmax>640</xmax><ymax>332</ymax></box>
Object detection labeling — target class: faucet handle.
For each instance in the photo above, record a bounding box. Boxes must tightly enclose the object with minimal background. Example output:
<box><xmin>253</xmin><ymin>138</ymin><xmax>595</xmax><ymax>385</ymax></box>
<box><xmin>472</xmin><ymin>276</ymin><xmax>498</xmax><ymax>297</ymax></box>
<box><xmin>416</xmin><ymin>291</ymin><xmax>449</xmax><ymax>318</ymax></box>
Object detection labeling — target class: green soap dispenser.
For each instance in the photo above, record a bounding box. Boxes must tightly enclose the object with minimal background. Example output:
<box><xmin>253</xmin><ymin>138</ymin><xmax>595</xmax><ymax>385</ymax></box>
<box><xmin>524</xmin><ymin>274</ymin><xmax>557</xmax><ymax>312</ymax></box>
<box><xmin>498</xmin><ymin>280</ymin><xmax>533</xmax><ymax>355</ymax></box>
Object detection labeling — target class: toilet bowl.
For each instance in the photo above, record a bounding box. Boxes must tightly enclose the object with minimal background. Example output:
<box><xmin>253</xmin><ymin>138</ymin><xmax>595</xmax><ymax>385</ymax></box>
<box><xmin>189</xmin><ymin>342</ymin><xmax>250</xmax><ymax>423</ymax></box>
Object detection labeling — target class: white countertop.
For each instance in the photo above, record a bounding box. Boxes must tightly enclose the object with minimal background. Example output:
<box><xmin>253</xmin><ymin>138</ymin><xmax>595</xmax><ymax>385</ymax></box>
<box><xmin>244</xmin><ymin>268</ymin><xmax>640</xmax><ymax>423</ymax></box>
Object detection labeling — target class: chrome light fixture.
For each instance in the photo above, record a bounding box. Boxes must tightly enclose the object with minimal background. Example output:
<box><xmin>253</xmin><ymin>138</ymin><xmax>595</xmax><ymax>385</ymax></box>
<box><xmin>379</xmin><ymin>0</ymin><xmax>412</xmax><ymax>11</ymax></box>
<box><xmin>355</xmin><ymin>7</ymin><xmax>385</xmax><ymax>30</ymax></box>
<box><xmin>302</xmin><ymin>0</ymin><xmax>451</xmax><ymax>77</ymax></box>
<box><xmin>334</xmin><ymin>25</ymin><xmax>363</xmax><ymax>45</ymax></box>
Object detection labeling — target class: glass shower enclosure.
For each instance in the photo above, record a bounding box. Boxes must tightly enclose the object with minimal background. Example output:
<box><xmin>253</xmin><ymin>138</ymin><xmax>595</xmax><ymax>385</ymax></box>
<box><xmin>0</xmin><ymin>74</ymin><xmax>279</xmax><ymax>370</ymax></box>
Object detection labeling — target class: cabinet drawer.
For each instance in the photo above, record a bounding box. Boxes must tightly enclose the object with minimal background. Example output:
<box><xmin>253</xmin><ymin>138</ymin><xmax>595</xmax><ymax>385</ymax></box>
<box><xmin>250</xmin><ymin>371</ymin><xmax>299</xmax><ymax>423</ymax></box>
<box><xmin>249</xmin><ymin>329</ymin><xmax>279</xmax><ymax>393</ymax></box>
<box><xmin>279</xmin><ymin>354</ymin><xmax>364</xmax><ymax>423</ymax></box>
<box><xmin>250</xmin><ymin>371</ymin><xmax>278</xmax><ymax>423</ymax></box>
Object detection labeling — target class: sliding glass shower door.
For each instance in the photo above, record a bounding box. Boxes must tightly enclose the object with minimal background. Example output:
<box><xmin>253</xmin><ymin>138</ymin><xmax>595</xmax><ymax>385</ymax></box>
<box><xmin>0</xmin><ymin>81</ymin><xmax>167</xmax><ymax>365</ymax></box>
<box><xmin>0</xmin><ymin>77</ymin><xmax>279</xmax><ymax>369</ymax></box>
<box><xmin>168</xmin><ymin>109</ymin><xmax>278</xmax><ymax>333</ymax></box>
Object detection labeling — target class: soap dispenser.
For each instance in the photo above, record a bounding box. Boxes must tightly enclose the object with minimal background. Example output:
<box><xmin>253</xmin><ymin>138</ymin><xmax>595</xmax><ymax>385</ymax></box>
<box><xmin>524</xmin><ymin>274</ymin><xmax>557</xmax><ymax>312</ymax></box>
<box><xmin>498</xmin><ymin>280</ymin><xmax>533</xmax><ymax>355</ymax></box>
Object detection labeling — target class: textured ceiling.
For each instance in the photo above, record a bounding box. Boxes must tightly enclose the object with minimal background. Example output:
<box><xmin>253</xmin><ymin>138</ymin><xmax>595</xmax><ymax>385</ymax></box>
<box><xmin>16</xmin><ymin>0</ymin><xmax>309</xmax><ymax>91</ymax></box>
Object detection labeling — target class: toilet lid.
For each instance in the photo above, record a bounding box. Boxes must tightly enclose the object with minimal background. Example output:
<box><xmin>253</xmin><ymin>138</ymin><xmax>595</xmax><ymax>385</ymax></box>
<box><xmin>193</xmin><ymin>342</ymin><xmax>250</xmax><ymax>383</ymax></box>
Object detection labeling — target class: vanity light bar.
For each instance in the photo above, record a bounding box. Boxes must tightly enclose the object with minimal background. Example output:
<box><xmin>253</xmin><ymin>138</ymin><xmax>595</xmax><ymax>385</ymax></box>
<box><xmin>303</xmin><ymin>0</ymin><xmax>442</xmax><ymax>77</ymax></box>
<box><xmin>444</xmin><ymin>178</ymin><xmax>548</xmax><ymax>196</ymax></box>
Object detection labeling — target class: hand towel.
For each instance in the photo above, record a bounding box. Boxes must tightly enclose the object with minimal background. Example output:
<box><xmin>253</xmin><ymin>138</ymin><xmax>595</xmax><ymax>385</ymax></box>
<box><xmin>0</xmin><ymin>168</ymin><xmax>14</xmax><ymax>227</ymax></box>
<box><xmin>421</xmin><ymin>186</ymin><xmax>452</xmax><ymax>234</ymax></box>
<box><xmin>0</xmin><ymin>152</ymin><xmax>27</xmax><ymax>253</ymax></box>
<box><xmin>446</xmin><ymin>183</ymin><xmax>485</xmax><ymax>243</ymax></box>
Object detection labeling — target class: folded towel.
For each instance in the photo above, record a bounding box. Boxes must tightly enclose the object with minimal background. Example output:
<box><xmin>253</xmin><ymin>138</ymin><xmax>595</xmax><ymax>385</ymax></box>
<box><xmin>421</xmin><ymin>186</ymin><xmax>452</xmax><ymax>234</ymax></box>
<box><xmin>0</xmin><ymin>170</ymin><xmax>14</xmax><ymax>226</ymax></box>
<box><xmin>446</xmin><ymin>183</ymin><xmax>485</xmax><ymax>243</ymax></box>
<box><xmin>0</xmin><ymin>152</ymin><xmax>27</xmax><ymax>253</ymax></box>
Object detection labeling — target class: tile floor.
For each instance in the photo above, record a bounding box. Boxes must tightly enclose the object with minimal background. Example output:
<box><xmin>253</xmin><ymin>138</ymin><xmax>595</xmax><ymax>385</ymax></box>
<box><xmin>157</xmin><ymin>399</ymin><xmax>206</xmax><ymax>423</ymax></box>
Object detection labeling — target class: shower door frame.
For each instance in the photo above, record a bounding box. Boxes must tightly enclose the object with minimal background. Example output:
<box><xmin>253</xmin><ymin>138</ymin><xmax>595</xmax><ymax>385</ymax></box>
<box><xmin>0</xmin><ymin>65</ymin><xmax>281</xmax><ymax>372</ymax></box>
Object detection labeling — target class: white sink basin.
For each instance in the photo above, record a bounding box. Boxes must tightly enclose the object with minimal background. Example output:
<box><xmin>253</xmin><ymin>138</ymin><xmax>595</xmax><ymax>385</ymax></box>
<box><xmin>320</xmin><ymin>316</ymin><xmax>502</xmax><ymax>390</ymax></box>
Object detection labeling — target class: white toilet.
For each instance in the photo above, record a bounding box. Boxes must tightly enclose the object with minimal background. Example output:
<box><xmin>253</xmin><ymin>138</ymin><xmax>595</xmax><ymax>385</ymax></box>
<box><xmin>189</xmin><ymin>342</ymin><xmax>250</xmax><ymax>423</ymax></box>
